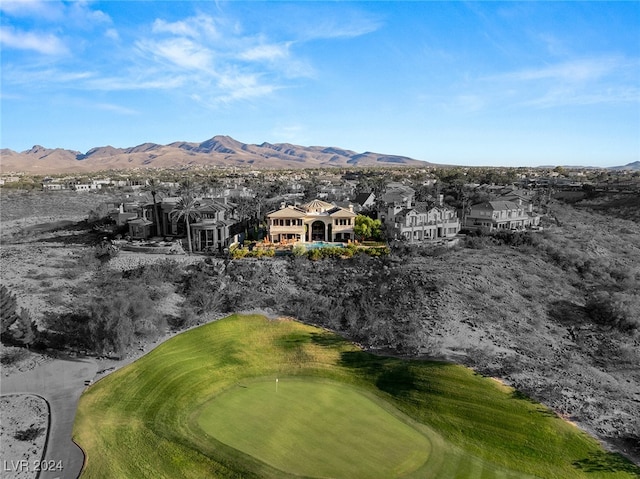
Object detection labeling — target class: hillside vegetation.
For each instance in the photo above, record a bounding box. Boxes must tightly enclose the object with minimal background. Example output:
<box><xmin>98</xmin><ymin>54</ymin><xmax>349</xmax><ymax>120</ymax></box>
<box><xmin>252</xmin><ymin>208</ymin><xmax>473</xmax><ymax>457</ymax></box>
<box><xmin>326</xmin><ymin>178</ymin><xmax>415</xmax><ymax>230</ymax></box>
<box><xmin>1</xmin><ymin>194</ymin><xmax>639</xmax><ymax>465</ymax></box>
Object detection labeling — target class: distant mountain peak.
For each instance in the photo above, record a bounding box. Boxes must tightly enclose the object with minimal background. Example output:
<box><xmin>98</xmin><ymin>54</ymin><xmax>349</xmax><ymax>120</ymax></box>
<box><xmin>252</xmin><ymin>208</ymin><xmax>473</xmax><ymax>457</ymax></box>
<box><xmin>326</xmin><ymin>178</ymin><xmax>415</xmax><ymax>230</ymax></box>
<box><xmin>0</xmin><ymin>135</ymin><xmax>430</xmax><ymax>173</ymax></box>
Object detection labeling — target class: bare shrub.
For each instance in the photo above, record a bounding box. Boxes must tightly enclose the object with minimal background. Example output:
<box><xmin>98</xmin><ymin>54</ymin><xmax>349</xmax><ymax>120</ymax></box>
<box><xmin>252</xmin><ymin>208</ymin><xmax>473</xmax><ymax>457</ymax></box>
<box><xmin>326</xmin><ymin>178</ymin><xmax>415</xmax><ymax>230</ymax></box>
<box><xmin>585</xmin><ymin>291</ymin><xmax>640</xmax><ymax>333</ymax></box>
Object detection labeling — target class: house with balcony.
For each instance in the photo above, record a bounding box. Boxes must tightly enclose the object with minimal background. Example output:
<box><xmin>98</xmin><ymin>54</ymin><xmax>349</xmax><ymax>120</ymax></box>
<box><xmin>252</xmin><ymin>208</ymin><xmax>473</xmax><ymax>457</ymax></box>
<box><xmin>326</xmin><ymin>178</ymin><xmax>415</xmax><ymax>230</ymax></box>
<box><xmin>119</xmin><ymin>196</ymin><xmax>239</xmax><ymax>252</ymax></box>
<box><xmin>387</xmin><ymin>200</ymin><xmax>460</xmax><ymax>243</ymax></box>
<box><xmin>189</xmin><ymin>198</ymin><xmax>239</xmax><ymax>252</ymax></box>
<box><xmin>267</xmin><ymin>199</ymin><xmax>357</xmax><ymax>243</ymax></box>
<box><xmin>464</xmin><ymin>200</ymin><xmax>540</xmax><ymax>231</ymax></box>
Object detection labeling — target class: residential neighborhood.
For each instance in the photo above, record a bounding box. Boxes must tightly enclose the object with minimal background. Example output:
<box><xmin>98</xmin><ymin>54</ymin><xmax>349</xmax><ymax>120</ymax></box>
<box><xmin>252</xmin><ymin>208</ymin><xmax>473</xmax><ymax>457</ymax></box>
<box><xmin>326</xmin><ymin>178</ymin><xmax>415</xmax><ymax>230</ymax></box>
<box><xmin>3</xmin><ymin>165</ymin><xmax>635</xmax><ymax>255</ymax></box>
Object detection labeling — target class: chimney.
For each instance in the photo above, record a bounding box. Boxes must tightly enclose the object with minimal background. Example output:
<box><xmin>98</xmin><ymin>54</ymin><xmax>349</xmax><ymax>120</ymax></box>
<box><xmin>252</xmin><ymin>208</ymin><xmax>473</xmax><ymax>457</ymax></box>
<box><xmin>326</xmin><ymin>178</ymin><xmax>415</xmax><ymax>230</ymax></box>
<box><xmin>528</xmin><ymin>202</ymin><xmax>533</xmax><ymax>214</ymax></box>
<box><xmin>405</xmin><ymin>197</ymin><xmax>411</xmax><ymax>209</ymax></box>
<box><xmin>119</xmin><ymin>203</ymin><xmax>124</xmax><ymax>214</ymax></box>
<box><xmin>348</xmin><ymin>204</ymin><xmax>354</xmax><ymax>212</ymax></box>
<box><xmin>439</xmin><ymin>194</ymin><xmax>444</xmax><ymax>206</ymax></box>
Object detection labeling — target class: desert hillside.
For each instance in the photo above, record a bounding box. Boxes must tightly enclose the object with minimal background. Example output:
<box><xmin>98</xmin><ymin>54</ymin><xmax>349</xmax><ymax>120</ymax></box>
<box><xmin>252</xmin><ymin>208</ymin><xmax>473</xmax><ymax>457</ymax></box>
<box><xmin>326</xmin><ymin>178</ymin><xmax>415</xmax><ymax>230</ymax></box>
<box><xmin>0</xmin><ymin>191</ymin><xmax>638</xmax><ymax>465</ymax></box>
<box><xmin>0</xmin><ymin>135</ymin><xmax>428</xmax><ymax>174</ymax></box>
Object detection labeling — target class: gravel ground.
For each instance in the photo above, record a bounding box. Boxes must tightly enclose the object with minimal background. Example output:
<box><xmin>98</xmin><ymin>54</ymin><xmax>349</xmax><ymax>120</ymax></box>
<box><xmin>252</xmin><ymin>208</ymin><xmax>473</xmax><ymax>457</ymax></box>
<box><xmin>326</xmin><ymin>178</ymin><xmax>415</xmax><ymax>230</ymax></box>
<box><xmin>0</xmin><ymin>395</ymin><xmax>49</xmax><ymax>479</ymax></box>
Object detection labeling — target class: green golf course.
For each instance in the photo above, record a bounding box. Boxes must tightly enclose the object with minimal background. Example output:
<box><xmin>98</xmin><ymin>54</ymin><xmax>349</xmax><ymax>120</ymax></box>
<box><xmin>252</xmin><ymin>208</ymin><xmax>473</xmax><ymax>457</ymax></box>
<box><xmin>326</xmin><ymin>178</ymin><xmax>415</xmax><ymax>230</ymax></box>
<box><xmin>73</xmin><ymin>314</ymin><xmax>640</xmax><ymax>478</ymax></box>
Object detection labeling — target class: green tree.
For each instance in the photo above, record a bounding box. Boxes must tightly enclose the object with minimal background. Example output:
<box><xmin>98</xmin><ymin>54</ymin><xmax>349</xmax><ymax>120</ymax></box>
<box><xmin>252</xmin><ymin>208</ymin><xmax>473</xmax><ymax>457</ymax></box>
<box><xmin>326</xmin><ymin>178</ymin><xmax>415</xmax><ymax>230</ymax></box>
<box><xmin>170</xmin><ymin>195</ymin><xmax>201</xmax><ymax>254</ymax></box>
<box><xmin>354</xmin><ymin>215</ymin><xmax>383</xmax><ymax>241</ymax></box>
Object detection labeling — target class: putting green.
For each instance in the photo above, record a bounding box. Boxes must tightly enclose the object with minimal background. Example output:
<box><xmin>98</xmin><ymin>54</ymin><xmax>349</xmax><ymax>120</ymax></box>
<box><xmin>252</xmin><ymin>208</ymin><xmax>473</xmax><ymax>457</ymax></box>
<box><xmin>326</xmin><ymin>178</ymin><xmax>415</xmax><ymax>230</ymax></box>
<box><xmin>196</xmin><ymin>379</ymin><xmax>430</xmax><ymax>478</ymax></box>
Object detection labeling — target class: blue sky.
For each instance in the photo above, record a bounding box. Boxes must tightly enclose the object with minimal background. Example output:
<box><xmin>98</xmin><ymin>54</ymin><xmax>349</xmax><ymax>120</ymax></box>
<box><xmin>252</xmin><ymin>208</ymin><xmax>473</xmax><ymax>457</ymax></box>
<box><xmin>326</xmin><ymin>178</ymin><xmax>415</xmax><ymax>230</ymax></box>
<box><xmin>1</xmin><ymin>1</ymin><xmax>638</xmax><ymax>167</ymax></box>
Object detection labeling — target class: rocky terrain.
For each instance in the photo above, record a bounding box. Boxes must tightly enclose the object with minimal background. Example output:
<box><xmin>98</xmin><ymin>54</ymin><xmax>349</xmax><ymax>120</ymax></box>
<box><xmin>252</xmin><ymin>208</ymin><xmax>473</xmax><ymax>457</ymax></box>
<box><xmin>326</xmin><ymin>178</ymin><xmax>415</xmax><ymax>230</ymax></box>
<box><xmin>0</xmin><ymin>190</ymin><xmax>638</xmax><ymax>467</ymax></box>
<box><xmin>0</xmin><ymin>135</ymin><xmax>428</xmax><ymax>173</ymax></box>
<box><xmin>0</xmin><ymin>394</ymin><xmax>49</xmax><ymax>479</ymax></box>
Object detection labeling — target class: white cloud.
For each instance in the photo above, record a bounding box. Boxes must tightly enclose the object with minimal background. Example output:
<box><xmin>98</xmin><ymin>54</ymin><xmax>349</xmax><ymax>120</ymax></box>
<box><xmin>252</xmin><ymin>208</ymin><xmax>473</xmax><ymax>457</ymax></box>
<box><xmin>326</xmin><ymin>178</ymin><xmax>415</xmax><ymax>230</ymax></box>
<box><xmin>484</xmin><ymin>56</ymin><xmax>640</xmax><ymax>108</ymax></box>
<box><xmin>152</xmin><ymin>15</ymin><xmax>219</xmax><ymax>39</ymax></box>
<box><xmin>0</xmin><ymin>26</ymin><xmax>67</xmax><ymax>55</ymax></box>
<box><xmin>239</xmin><ymin>43</ymin><xmax>290</xmax><ymax>62</ymax></box>
<box><xmin>522</xmin><ymin>85</ymin><xmax>640</xmax><ymax>108</ymax></box>
<box><xmin>0</xmin><ymin>7</ymin><xmax>370</xmax><ymax>109</ymax></box>
<box><xmin>93</xmin><ymin>103</ymin><xmax>139</xmax><ymax>115</ymax></box>
<box><xmin>148</xmin><ymin>37</ymin><xmax>214</xmax><ymax>70</ymax></box>
<box><xmin>491</xmin><ymin>57</ymin><xmax>628</xmax><ymax>83</ymax></box>
<box><xmin>215</xmin><ymin>71</ymin><xmax>277</xmax><ymax>103</ymax></box>
<box><xmin>153</xmin><ymin>18</ymin><xmax>199</xmax><ymax>38</ymax></box>
<box><xmin>271</xmin><ymin>124</ymin><xmax>307</xmax><ymax>144</ymax></box>
<box><xmin>85</xmin><ymin>75</ymin><xmax>187</xmax><ymax>92</ymax></box>
<box><xmin>1</xmin><ymin>0</ymin><xmax>111</xmax><ymax>26</ymax></box>
<box><xmin>301</xmin><ymin>17</ymin><xmax>381</xmax><ymax>41</ymax></box>
<box><xmin>0</xmin><ymin>0</ymin><xmax>64</xmax><ymax>20</ymax></box>
<box><xmin>105</xmin><ymin>28</ymin><xmax>119</xmax><ymax>41</ymax></box>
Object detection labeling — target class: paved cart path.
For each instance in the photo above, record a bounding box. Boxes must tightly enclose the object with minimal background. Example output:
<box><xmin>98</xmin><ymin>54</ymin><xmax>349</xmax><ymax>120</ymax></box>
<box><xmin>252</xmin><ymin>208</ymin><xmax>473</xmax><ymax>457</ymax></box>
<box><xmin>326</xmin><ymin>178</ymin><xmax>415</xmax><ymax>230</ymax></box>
<box><xmin>1</xmin><ymin>358</ymin><xmax>97</xmax><ymax>479</ymax></box>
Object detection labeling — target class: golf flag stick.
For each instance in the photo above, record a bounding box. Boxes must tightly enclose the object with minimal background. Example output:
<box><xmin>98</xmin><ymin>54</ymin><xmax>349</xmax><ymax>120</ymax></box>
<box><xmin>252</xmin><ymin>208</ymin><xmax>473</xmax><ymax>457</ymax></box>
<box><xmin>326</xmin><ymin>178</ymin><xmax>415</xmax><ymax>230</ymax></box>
<box><xmin>276</xmin><ymin>378</ymin><xmax>278</xmax><ymax>392</ymax></box>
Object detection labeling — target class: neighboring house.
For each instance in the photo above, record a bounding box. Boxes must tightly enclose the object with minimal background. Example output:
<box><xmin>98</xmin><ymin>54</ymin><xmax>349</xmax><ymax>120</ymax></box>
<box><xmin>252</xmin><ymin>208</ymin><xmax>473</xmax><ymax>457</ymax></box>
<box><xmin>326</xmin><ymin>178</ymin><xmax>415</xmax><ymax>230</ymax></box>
<box><xmin>42</xmin><ymin>181</ymin><xmax>67</xmax><ymax>191</ymax></box>
<box><xmin>386</xmin><ymin>199</ymin><xmax>460</xmax><ymax>243</ymax></box>
<box><xmin>267</xmin><ymin>199</ymin><xmax>357</xmax><ymax>243</ymax></box>
<box><xmin>127</xmin><ymin>217</ymin><xmax>153</xmax><ymax>239</ymax></box>
<box><xmin>464</xmin><ymin>200</ymin><xmax>540</xmax><ymax>231</ymax></box>
<box><xmin>122</xmin><ymin>196</ymin><xmax>239</xmax><ymax>251</ymax></box>
<box><xmin>109</xmin><ymin>203</ymin><xmax>140</xmax><ymax>226</ymax></box>
<box><xmin>380</xmin><ymin>185</ymin><xmax>415</xmax><ymax>206</ymax></box>
<box><xmin>351</xmin><ymin>192</ymin><xmax>376</xmax><ymax>211</ymax></box>
<box><xmin>72</xmin><ymin>183</ymin><xmax>99</xmax><ymax>192</ymax></box>
<box><xmin>188</xmin><ymin>198</ymin><xmax>239</xmax><ymax>252</ymax></box>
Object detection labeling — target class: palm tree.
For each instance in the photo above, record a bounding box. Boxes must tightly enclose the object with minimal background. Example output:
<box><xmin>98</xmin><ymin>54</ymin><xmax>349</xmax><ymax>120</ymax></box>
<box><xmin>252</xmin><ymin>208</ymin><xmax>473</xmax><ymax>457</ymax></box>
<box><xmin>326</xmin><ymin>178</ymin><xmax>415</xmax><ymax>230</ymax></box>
<box><xmin>178</xmin><ymin>179</ymin><xmax>196</xmax><ymax>197</ymax></box>
<box><xmin>143</xmin><ymin>178</ymin><xmax>166</xmax><ymax>237</ymax></box>
<box><xmin>170</xmin><ymin>195</ymin><xmax>201</xmax><ymax>254</ymax></box>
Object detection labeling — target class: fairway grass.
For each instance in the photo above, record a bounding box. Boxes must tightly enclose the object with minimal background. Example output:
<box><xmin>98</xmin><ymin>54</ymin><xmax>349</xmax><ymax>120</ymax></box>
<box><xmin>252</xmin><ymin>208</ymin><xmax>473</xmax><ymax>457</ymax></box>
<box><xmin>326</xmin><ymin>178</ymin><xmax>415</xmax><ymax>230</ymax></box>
<box><xmin>74</xmin><ymin>314</ymin><xmax>640</xmax><ymax>479</ymax></box>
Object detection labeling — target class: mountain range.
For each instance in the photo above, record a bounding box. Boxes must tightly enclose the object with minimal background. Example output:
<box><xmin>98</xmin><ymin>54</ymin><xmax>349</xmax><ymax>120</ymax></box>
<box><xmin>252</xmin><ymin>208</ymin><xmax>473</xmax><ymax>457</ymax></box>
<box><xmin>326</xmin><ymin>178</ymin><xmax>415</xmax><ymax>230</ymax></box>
<box><xmin>0</xmin><ymin>136</ymin><xmax>429</xmax><ymax>174</ymax></box>
<box><xmin>608</xmin><ymin>160</ymin><xmax>640</xmax><ymax>171</ymax></box>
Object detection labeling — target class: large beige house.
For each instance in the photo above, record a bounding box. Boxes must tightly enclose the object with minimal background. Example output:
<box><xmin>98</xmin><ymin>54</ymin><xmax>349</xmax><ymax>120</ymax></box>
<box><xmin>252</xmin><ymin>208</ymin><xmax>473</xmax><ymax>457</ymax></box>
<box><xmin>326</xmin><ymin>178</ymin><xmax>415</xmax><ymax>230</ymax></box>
<box><xmin>267</xmin><ymin>199</ymin><xmax>357</xmax><ymax>243</ymax></box>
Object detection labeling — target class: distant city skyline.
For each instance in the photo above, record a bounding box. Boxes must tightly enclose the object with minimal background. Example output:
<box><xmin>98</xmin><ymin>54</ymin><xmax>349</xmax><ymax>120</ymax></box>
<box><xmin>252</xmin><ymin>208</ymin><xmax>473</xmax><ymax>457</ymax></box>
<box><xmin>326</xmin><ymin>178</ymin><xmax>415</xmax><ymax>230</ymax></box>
<box><xmin>1</xmin><ymin>1</ymin><xmax>638</xmax><ymax>167</ymax></box>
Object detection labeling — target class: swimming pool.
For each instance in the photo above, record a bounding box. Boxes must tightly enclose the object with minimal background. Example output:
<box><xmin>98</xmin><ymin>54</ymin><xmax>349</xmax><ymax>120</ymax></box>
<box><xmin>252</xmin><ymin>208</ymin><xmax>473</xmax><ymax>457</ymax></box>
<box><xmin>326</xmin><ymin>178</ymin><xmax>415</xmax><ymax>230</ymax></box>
<box><xmin>304</xmin><ymin>241</ymin><xmax>346</xmax><ymax>250</ymax></box>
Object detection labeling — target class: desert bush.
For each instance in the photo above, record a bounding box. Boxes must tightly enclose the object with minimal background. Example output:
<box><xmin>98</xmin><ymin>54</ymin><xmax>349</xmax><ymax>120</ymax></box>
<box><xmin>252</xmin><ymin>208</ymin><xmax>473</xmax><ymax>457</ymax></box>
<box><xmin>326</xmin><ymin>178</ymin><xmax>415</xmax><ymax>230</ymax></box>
<box><xmin>364</xmin><ymin>245</ymin><xmax>390</xmax><ymax>257</ymax></box>
<box><xmin>42</xmin><ymin>273</ymin><xmax>164</xmax><ymax>354</ymax></box>
<box><xmin>464</xmin><ymin>236</ymin><xmax>491</xmax><ymax>249</ymax></box>
<box><xmin>181</xmin><ymin>270</ymin><xmax>221</xmax><ymax>314</ymax></box>
<box><xmin>307</xmin><ymin>248</ymin><xmax>323</xmax><ymax>261</ymax></box>
<box><xmin>585</xmin><ymin>291</ymin><xmax>640</xmax><ymax>333</ymax></box>
<box><xmin>0</xmin><ymin>347</ymin><xmax>30</xmax><ymax>365</ymax></box>
<box><xmin>292</xmin><ymin>244</ymin><xmax>306</xmax><ymax>256</ymax></box>
<box><xmin>14</xmin><ymin>427</ymin><xmax>44</xmax><ymax>442</ymax></box>
<box><xmin>0</xmin><ymin>285</ymin><xmax>20</xmax><ymax>336</ymax></box>
<box><xmin>230</xmin><ymin>247</ymin><xmax>249</xmax><ymax>259</ymax></box>
<box><xmin>123</xmin><ymin>259</ymin><xmax>184</xmax><ymax>285</ymax></box>
<box><xmin>0</xmin><ymin>285</ymin><xmax>37</xmax><ymax>347</ymax></box>
<box><xmin>249</xmin><ymin>248</ymin><xmax>275</xmax><ymax>258</ymax></box>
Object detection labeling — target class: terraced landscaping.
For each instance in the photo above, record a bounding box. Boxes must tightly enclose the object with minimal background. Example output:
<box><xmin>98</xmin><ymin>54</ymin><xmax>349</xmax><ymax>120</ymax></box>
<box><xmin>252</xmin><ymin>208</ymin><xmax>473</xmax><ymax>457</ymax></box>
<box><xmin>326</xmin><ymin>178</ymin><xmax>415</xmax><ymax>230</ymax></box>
<box><xmin>73</xmin><ymin>314</ymin><xmax>640</xmax><ymax>478</ymax></box>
